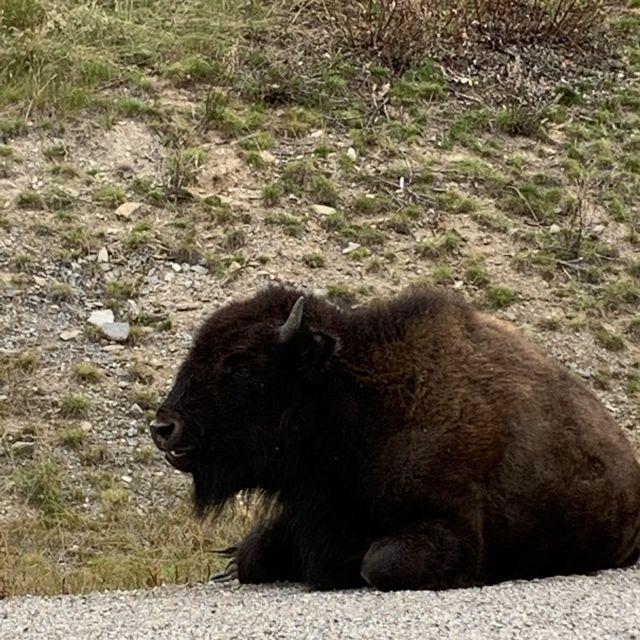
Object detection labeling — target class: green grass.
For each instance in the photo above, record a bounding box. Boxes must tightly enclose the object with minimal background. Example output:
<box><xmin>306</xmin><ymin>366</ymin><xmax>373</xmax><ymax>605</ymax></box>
<box><xmin>59</xmin><ymin>393</ymin><xmax>92</xmax><ymax>418</ymax></box>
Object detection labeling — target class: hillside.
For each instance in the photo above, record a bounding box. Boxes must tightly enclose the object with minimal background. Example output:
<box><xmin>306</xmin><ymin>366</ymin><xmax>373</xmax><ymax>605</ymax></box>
<box><xmin>1</xmin><ymin>0</ymin><xmax>639</xmax><ymax>597</ymax></box>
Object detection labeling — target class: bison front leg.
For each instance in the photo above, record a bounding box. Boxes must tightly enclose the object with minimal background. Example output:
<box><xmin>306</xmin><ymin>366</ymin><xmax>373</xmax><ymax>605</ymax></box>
<box><xmin>226</xmin><ymin>518</ymin><xmax>300</xmax><ymax>585</ymax></box>
<box><xmin>361</xmin><ymin>519</ymin><xmax>481</xmax><ymax>591</ymax></box>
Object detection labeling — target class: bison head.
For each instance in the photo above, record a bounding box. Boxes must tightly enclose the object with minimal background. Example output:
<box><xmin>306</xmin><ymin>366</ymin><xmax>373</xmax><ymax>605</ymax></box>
<box><xmin>150</xmin><ymin>292</ymin><xmax>339</xmax><ymax>515</ymax></box>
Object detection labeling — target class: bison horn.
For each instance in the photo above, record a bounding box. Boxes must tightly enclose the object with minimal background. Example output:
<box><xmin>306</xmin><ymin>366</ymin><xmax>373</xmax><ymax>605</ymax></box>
<box><xmin>278</xmin><ymin>296</ymin><xmax>305</xmax><ymax>343</ymax></box>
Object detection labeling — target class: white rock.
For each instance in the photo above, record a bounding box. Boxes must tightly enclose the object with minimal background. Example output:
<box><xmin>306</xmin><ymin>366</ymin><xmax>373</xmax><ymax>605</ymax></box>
<box><xmin>60</xmin><ymin>329</ymin><xmax>82</xmax><ymax>341</ymax></box>
<box><xmin>121</xmin><ymin>475</ymin><xmax>133</xmax><ymax>484</ymax></box>
<box><xmin>88</xmin><ymin>309</ymin><xmax>115</xmax><ymax>326</ymax></box>
<box><xmin>191</xmin><ymin>265</ymin><xmax>208</xmax><ymax>275</ymax></box>
<box><xmin>342</xmin><ymin>242</ymin><xmax>361</xmax><ymax>255</ymax></box>
<box><xmin>97</xmin><ymin>247</ymin><xmax>109</xmax><ymax>263</ymax></box>
<box><xmin>171</xmin><ymin>263</ymin><xmax>181</xmax><ymax>273</ymax></box>
<box><xmin>101</xmin><ymin>322</ymin><xmax>130</xmax><ymax>342</ymax></box>
<box><xmin>311</xmin><ymin>204</ymin><xmax>337</xmax><ymax>216</ymax></box>
<box><xmin>347</xmin><ymin>147</ymin><xmax>357</xmax><ymax>161</ymax></box>
<box><xmin>549</xmin><ymin>224</ymin><xmax>561</xmax><ymax>235</ymax></box>
<box><xmin>80</xmin><ymin>421</ymin><xmax>92</xmax><ymax>433</ymax></box>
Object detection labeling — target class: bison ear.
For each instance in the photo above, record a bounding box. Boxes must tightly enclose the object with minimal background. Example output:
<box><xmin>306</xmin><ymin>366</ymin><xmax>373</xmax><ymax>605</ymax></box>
<box><xmin>290</xmin><ymin>329</ymin><xmax>340</xmax><ymax>379</ymax></box>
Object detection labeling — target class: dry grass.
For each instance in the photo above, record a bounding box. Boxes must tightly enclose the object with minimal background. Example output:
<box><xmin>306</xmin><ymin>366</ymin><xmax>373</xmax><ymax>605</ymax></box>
<box><xmin>0</xmin><ymin>500</ymin><xmax>257</xmax><ymax>596</ymax></box>
<box><xmin>324</xmin><ymin>0</ymin><xmax>606</xmax><ymax>71</ymax></box>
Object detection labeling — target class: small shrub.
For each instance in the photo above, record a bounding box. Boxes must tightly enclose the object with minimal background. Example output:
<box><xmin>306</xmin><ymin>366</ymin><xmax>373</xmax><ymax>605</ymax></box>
<box><xmin>60</xmin><ymin>393</ymin><xmax>92</xmax><ymax>418</ymax></box>
<box><xmin>73</xmin><ymin>362</ymin><xmax>102</xmax><ymax>384</ymax></box>
<box><xmin>594</xmin><ymin>327</ymin><xmax>625</xmax><ymax>351</ymax></box>
<box><xmin>486</xmin><ymin>286</ymin><xmax>517</xmax><ymax>309</ymax></box>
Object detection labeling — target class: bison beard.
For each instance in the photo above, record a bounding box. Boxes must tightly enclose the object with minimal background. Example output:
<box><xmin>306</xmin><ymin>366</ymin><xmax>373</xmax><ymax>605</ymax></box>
<box><xmin>150</xmin><ymin>284</ymin><xmax>640</xmax><ymax>591</ymax></box>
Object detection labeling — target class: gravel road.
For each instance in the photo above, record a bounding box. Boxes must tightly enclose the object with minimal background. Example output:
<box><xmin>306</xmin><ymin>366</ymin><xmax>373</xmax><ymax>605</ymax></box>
<box><xmin>2</xmin><ymin>565</ymin><xmax>640</xmax><ymax>640</ymax></box>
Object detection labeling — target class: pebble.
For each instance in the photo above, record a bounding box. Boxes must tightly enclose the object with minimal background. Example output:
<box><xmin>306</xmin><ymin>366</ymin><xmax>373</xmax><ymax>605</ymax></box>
<box><xmin>88</xmin><ymin>309</ymin><xmax>115</xmax><ymax>326</ymax></box>
<box><xmin>115</xmin><ymin>202</ymin><xmax>143</xmax><ymax>219</ymax></box>
<box><xmin>101</xmin><ymin>322</ymin><xmax>130</xmax><ymax>342</ymax></box>
<box><xmin>11</xmin><ymin>441</ymin><xmax>35</xmax><ymax>457</ymax></box>
<box><xmin>342</xmin><ymin>242</ymin><xmax>362</xmax><ymax>254</ymax></box>
<box><xmin>97</xmin><ymin>247</ymin><xmax>109</xmax><ymax>263</ymax></box>
<box><xmin>311</xmin><ymin>204</ymin><xmax>337</xmax><ymax>216</ymax></box>
<box><xmin>60</xmin><ymin>329</ymin><xmax>82</xmax><ymax>341</ymax></box>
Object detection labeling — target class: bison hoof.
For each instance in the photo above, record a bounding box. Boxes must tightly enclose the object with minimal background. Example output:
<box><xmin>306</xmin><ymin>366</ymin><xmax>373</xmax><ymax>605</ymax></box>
<box><xmin>211</xmin><ymin>559</ymin><xmax>238</xmax><ymax>583</ymax></box>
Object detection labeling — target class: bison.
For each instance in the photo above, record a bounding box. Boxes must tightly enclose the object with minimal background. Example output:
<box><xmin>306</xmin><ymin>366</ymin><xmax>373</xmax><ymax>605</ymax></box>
<box><xmin>150</xmin><ymin>284</ymin><xmax>640</xmax><ymax>591</ymax></box>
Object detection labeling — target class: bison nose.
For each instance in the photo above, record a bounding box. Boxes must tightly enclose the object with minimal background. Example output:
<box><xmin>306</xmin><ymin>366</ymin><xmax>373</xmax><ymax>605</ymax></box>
<box><xmin>150</xmin><ymin>417</ymin><xmax>183</xmax><ymax>450</ymax></box>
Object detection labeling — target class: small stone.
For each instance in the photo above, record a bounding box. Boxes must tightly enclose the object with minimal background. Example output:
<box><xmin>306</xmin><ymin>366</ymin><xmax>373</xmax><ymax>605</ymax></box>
<box><xmin>259</xmin><ymin>150</ymin><xmax>275</xmax><ymax>164</ymax></box>
<box><xmin>101</xmin><ymin>322</ymin><xmax>130</xmax><ymax>342</ymax></box>
<box><xmin>115</xmin><ymin>202</ymin><xmax>143</xmax><ymax>219</ymax></box>
<box><xmin>97</xmin><ymin>247</ymin><xmax>109</xmax><ymax>263</ymax></box>
<box><xmin>311</xmin><ymin>204</ymin><xmax>337</xmax><ymax>216</ymax></box>
<box><xmin>592</xmin><ymin>224</ymin><xmax>605</xmax><ymax>236</ymax></box>
<box><xmin>88</xmin><ymin>309</ymin><xmax>115</xmax><ymax>327</ymax></box>
<box><xmin>347</xmin><ymin>147</ymin><xmax>357</xmax><ymax>161</ymax></box>
<box><xmin>12</xmin><ymin>441</ymin><xmax>35</xmax><ymax>458</ymax></box>
<box><xmin>130</xmin><ymin>403</ymin><xmax>144</xmax><ymax>417</ymax></box>
<box><xmin>176</xmin><ymin>302</ymin><xmax>199</xmax><ymax>311</ymax></box>
<box><xmin>191</xmin><ymin>265</ymin><xmax>208</xmax><ymax>275</ymax></box>
<box><xmin>121</xmin><ymin>475</ymin><xmax>133</xmax><ymax>484</ymax></box>
<box><xmin>127</xmin><ymin>299</ymin><xmax>140</xmax><ymax>319</ymax></box>
<box><xmin>549</xmin><ymin>224</ymin><xmax>561</xmax><ymax>235</ymax></box>
<box><xmin>33</xmin><ymin>276</ymin><xmax>47</xmax><ymax>286</ymax></box>
<box><xmin>79</xmin><ymin>421</ymin><xmax>93</xmax><ymax>433</ymax></box>
<box><xmin>171</xmin><ymin>263</ymin><xmax>181</xmax><ymax>273</ymax></box>
<box><xmin>103</xmin><ymin>345</ymin><xmax>125</xmax><ymax>353</ymax></box>
<box><xmin>342</xmin><ymin>242</ymin><xmax>361</xmax><ymax>255</ymax></box>
<box><xmin>60</xmin><ymin>329</ymin><xmax>82</xmax><ymax>341</ymax></box>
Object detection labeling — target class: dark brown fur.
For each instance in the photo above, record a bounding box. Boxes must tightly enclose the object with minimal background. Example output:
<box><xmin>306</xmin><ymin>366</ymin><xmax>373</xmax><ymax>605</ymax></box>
<box><xmin>151</xmin><ymin>284</ymin><xmax>640</xmax><ymax>590</ymax></box>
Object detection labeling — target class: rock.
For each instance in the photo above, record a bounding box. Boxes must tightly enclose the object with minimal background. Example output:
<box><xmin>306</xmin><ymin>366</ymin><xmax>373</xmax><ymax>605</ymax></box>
<box><xmin>259</xmin><ymin>150</ymin><xmax>276</xmax><ymax>164</ymax></box>
<box><xmin>549</xmin><ymin>224</ymin><xmax>561</xmax><ymax>235</ymax></box>
<box><xmin>12</xmin><ymin>441</ymin><xmax>35</xmax><ymax>458</ymax></box>
<box><xmin>121</xmin><ymin>475</ymin><xmax>132</xmax><ymax>484</ymax></box>
<box><xmin>33</xmin><ymin>276</ymin><xmax>47</xmax><ymax>286</ymax></box>
<box><xmin>103</xmin><ymin>345</ymin><xmax>125</xmax><ymax>353</ymax></box>
<box><xmin>88</xmin><ymin>309</ymin><xmax>115</xmax><ymax>326</ymax></box>
<box><xmin>130</xmin><ymin>403</ymin><xmax>144</xmax><ymax>417</ymax></box>
<box><xmin>311</xmin><ymin>204</ymin><xmax>337</xmax><ymax>216</ymax></box>
<box><xmin>60</xmin><ymin>329</ymin><xmax>82</xmax><ymax>342</ymax></box>
<box><xmin>101</xmin><ymin>322</ymin><xmax>130</xmax><ymax>343</ymax></box>
<box><xmin>342</xmin><ymin>242</ymin><xmax>361</xmax><ymax>255</ymax></box>
<box><xmin>127</xmin><ymin>300</ymin><xmax>140</xmax><ymax>319</ymax></box>
<box><xmin>347</xmin><ymin>147</ymin><xmax>358</xmax><ymax>161</ymax></box>
<box><xmin>592</xmin><ymin>224</ymin><xmax>605</xmax><ymax>236</ymax></box>
<box><xmin>115</xmin><ymin>202</ymin><xmax>143</xmax><ymax>219</ymax></box>
<box><xmin>97</xmin><ymin>247</ymin><xmax>109</xmax><ymax>263</ymax></box>
<box><xmin>191</xmin><ymin>265</ymin><xmax>208</xmax><ymax>275</ymax></box>
<box><xmin>171</xmin><ymin>263</ymin><xmax>181</xmax><ymax>273</ymax></box>
<box><xmin>79</xmin><ymin>421</ymin><xmax>93</xmax><ymax>433</ymax></box>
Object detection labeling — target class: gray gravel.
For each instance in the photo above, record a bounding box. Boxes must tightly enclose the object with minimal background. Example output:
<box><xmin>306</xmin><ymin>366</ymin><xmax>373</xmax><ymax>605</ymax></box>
<box><xmin>2</xmin><ymin>565</ymin><xmax>640</xmax><ymax>640</ymax></box>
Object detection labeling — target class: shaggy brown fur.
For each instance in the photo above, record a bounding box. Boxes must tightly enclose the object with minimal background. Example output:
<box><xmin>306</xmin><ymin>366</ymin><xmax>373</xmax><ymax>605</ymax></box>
<box><xmin>150</xmin><ymin>284</ymin><xmax>640</xmax><ymax>590</ymax></box>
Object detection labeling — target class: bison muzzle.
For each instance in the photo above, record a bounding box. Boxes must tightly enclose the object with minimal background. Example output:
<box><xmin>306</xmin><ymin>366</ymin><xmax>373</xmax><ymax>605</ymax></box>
<box><xmin>151</xmin><ymin>284</ymin><xmax>640</xmax><ymax>591</ymax></box>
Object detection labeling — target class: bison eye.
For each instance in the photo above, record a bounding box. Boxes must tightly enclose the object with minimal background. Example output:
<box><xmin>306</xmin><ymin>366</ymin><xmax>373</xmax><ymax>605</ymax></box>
<box><xmin>231</xmin><ymin>366</ymin><xmax>253</xmax><ymax>380</ymax></box>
